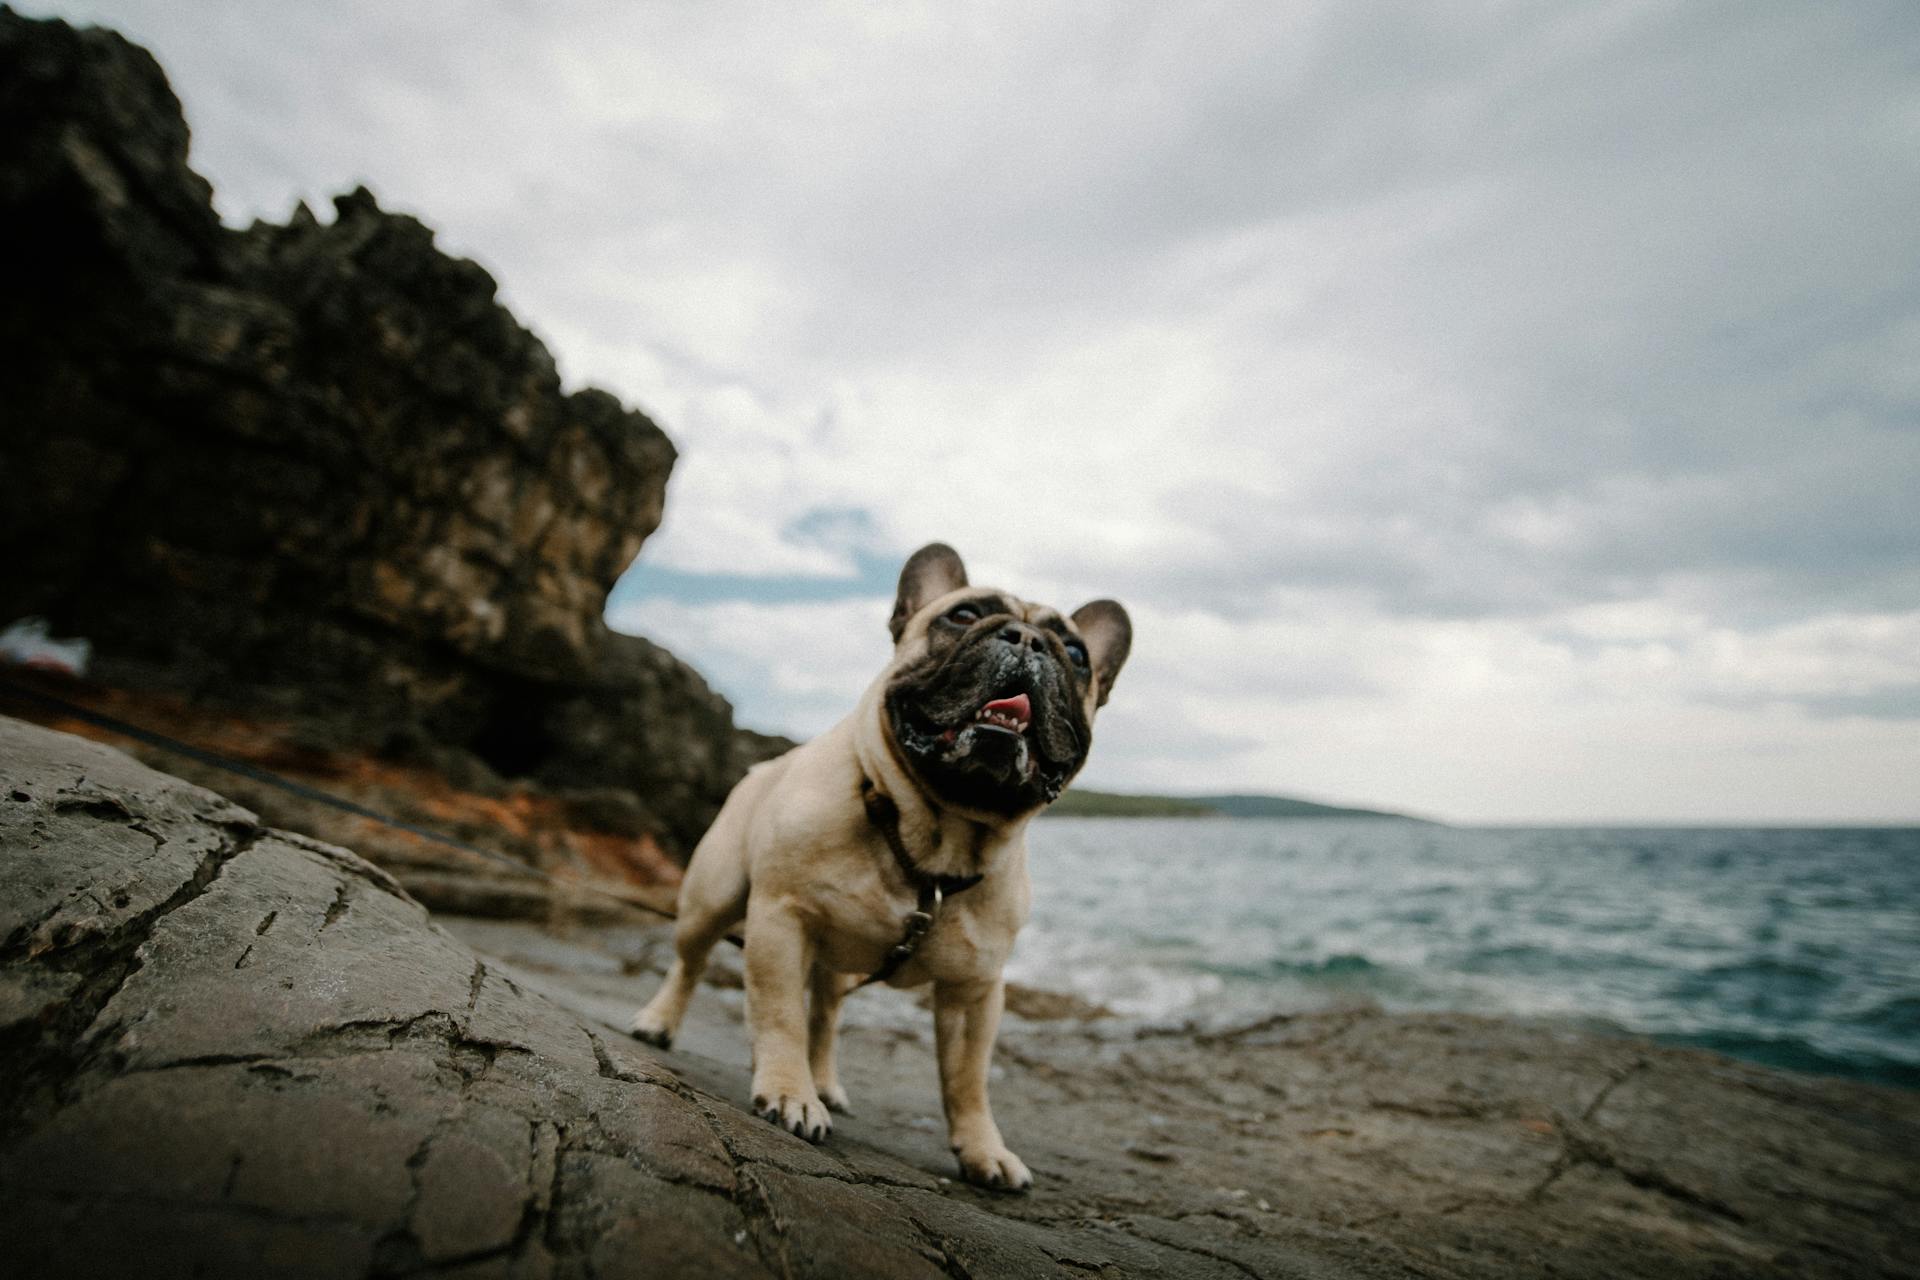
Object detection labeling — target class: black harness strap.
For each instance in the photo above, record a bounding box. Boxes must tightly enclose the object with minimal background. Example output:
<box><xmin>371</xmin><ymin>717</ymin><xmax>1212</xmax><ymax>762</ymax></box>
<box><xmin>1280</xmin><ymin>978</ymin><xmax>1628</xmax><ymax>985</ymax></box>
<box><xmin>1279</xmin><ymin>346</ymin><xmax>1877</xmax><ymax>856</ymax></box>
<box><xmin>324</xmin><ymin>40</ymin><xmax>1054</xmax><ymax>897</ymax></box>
<box><xmin>858</xmin><ymin>777</ymin><xmax>982</xmax><ymax>987</ymax></box>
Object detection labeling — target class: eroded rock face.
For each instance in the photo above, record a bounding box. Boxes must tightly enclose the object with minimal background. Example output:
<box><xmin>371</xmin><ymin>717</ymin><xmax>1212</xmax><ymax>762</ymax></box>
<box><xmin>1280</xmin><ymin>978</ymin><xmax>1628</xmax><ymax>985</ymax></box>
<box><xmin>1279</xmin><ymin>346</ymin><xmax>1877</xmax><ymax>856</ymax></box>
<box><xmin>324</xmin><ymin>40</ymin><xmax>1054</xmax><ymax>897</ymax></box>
<box><xmin>0</xmin><ymin>10</ymin><xmax>772</xmax><ymax>859</ymax></box>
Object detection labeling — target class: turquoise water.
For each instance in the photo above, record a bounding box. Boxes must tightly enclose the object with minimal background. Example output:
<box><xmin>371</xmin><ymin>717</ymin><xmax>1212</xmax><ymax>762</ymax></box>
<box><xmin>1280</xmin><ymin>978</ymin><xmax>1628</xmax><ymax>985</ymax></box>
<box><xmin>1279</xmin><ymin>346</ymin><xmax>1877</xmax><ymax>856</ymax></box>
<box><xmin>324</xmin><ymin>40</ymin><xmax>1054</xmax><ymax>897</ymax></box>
<box><xmin>1011</xmin><ymin>819</ymin><xmax>1920</xmax><ymax>1088</ymax></box>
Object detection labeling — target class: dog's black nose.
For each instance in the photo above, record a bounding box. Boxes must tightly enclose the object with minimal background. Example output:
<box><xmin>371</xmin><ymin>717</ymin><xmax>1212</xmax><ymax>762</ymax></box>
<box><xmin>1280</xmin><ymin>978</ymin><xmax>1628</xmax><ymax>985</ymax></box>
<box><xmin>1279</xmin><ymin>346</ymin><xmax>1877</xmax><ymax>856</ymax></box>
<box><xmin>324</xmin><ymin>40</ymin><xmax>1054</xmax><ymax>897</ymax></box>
<box><xmin>997</xmin><ymin>622</ymin><xmax>1048</xmax><ymax>654</ymax></box>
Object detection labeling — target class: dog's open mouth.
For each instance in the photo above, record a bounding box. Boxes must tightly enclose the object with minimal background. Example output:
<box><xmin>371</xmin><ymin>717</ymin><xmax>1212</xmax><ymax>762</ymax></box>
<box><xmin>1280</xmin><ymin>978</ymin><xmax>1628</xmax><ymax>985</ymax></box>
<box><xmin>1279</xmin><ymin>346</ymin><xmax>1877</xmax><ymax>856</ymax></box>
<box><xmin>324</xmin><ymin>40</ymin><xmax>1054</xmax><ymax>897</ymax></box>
<box><xmin>974</xmin><ymin>692</ymin><xmax>1031</xmax><ymax>735</ymax></box>
<box><xmin>938</xmin><ymin>691</ymin><xmax>1031</xmax><ymax>744</ymax></box>
<box><xmin>887</xmin><ymin>668</ymin><xmax>1085</xmax><ymax>815</ymax></box>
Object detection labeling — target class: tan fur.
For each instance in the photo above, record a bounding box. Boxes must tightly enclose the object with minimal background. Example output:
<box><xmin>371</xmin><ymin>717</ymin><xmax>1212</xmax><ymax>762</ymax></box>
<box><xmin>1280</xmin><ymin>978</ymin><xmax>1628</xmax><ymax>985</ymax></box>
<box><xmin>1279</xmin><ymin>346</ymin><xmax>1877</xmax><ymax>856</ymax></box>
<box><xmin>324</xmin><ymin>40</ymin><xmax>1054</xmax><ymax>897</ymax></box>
<box><xmin>630</xmin><ymin>583</ymin><xmax>1121</xmax><ymax>1191</ymax></box>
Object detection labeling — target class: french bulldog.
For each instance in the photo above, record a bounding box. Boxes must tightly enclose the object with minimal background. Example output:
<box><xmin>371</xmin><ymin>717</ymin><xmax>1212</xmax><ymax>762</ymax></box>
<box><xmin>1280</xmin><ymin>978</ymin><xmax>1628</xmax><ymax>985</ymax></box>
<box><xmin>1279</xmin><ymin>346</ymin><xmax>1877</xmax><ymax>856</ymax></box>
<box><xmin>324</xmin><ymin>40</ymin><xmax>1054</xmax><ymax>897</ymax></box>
<box><xmin>629</xmin><ymin>542</ymin><xmax>1130</xmax><ymax>1190</ymax></box>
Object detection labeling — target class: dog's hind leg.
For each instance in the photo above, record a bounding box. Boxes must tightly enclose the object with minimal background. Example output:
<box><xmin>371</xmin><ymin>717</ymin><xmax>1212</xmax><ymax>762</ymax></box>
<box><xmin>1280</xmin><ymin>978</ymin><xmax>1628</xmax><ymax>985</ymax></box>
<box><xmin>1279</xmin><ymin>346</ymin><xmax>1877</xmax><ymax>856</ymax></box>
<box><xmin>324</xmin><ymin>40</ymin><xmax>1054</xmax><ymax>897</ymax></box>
<box><xmin>807</xmin><ymin>967</ymin><xmax>860</xmax><ymax>1113</ymax></box>
<box><xmin>629</xmin><ymin>844</ymin><xmax>747</xmax><ymax>1050</ymax></box>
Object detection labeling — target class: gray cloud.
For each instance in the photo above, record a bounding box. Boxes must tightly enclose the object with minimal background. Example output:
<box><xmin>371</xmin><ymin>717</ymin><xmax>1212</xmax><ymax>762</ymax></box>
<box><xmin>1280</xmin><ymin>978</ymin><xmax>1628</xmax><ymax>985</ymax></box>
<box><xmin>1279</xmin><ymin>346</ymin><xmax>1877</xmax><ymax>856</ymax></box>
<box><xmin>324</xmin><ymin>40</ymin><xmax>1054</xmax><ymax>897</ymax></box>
<box><xmin>26</xmin><ymin>0</ymin><xmax>1920</xmax><ymax>816</ymax></box>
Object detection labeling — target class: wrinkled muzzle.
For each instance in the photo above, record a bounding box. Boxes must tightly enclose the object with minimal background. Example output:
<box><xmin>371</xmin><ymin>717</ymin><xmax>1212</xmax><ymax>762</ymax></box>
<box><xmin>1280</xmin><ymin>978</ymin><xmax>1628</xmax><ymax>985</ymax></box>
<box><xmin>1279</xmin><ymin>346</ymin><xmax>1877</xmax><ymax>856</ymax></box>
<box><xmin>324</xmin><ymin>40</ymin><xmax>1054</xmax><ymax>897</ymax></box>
<box><xmin>885</xmin><ymin>637</ymin><xmax>1090</xmax><ymax>816</ymax></box>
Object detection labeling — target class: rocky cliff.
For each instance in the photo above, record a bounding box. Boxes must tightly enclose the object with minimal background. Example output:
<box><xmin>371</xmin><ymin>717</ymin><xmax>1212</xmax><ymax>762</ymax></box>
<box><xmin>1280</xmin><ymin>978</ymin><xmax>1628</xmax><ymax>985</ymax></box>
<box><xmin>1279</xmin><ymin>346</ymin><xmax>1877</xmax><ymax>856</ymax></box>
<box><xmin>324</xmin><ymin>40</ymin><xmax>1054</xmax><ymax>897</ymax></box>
<box><xmin>0</xmin><ymin>10</ymin><xmax>783</xmax><ymax>884</ymax></box>
<box><xmin>6</xmin><ymin>717</ymin><xmax>1917</xmax><ymax>1279</ymax></box>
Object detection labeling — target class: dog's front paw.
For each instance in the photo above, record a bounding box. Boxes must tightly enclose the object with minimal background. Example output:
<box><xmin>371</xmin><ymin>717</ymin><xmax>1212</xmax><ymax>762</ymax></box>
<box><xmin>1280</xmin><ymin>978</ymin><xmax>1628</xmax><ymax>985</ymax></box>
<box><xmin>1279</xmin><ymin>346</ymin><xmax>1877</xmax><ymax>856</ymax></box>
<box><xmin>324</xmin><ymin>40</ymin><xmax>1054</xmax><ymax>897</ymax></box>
<box><xmin>627</xmin><ymin>1008</ymin><xmax>673</xmax><ymax>1050</ymax></box>
<box><xmin>751</xmin><ymin>1084</ymin><xmax>832</xmax><ymax>1142</ymax></box>
<box><xmin>954</xmin><ymin>1142</ymin><xmax>1032</xmax><ymax>1192</ymax></box>
<box><xmin>817</xmin><ymin>1081</ymin><xmax>853</xmax><ymax>1114</ymax></box>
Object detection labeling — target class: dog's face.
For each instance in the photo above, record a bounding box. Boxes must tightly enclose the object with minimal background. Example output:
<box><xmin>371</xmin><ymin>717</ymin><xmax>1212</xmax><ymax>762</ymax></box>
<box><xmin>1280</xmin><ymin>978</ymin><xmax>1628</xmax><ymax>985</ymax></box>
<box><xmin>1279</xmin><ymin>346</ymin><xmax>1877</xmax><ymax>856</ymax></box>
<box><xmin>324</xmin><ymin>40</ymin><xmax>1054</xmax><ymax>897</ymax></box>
<box><xmin>880</xmin><ymin>543</ymin><xmax>1131</xmax><ymax>819</ymax></box>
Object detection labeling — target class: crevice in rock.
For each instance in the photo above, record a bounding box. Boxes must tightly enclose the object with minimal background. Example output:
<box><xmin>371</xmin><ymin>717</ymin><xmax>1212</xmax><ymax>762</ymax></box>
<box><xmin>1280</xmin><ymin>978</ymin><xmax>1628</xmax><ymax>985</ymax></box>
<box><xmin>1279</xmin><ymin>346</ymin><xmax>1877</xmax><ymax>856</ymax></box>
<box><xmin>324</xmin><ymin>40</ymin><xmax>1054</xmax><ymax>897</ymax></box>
<box><xmin>1580</xmin><ymin>1057</ymin><xmax>1648</xmax><ymax>1122</ymax></box>
<box><xmin>458</xmin><ymin>955</ymin><xmax>483</xmax><ymax>1036</ymax></box>
<box><xmin>0</xmin><ymin>809</ymin><xmax>205</xmax><ymax>963</ymax></box>
<box><xmin>368</xmin><ymin>1119</ymin><xmax>442</xmax><ymax>1277</ymax></box>
<box><xmin>0</xmin><ymin>897</ymin><xmax>77</xmax><ymax>962</ymax></box>
<box><xmin>483</xmin><ymin>1118</ymin><xmax>554</xmax><ymax>1274</ymax></box>
<box><xmin>254</xmin><ymin>909</ymin><xmax>279</xmax><ymax>936</ymax></box>
<box><xmin>538</xmin><ymin>1124</ymin><xmax>572</xmax><ymax>1263</ymax></box>
<box><xmin>666</xmin><ymin>1077</ymin><xmax>797</xmax><ymax>1279</ymax></box>
<box><xmin>296</xmin><ymin>1011</ymin><xmax>527</xmax><ymax>1088</ymax></box>
<box><xmin>120</xmin><ymin>1051</ymin><xmax>292</xmax><ymax>1076</ymax></box>
<box><xmin>907</xmin><ymin>1215</ymin><xmax>977</xmax><ymax>1280</ymax></box>
<box><xmin>586</xmin><ymin>1028</ymin><xmax>622</xmax><ymax>1082</ymax></box>
<box><xmin>48</xmin><ymin>793</ymin><xmax>137</xmax><ymax>821</ymax></box>
<box><xmin>1527</xmin><ymin>1113</ymin><xmax>1746</xmax><ymax>1228</ymax></box>
<box><xmin>1523</xmin><ymin>1147</ymin><xmax>1573</xmax><ymax>1204</ymax></box>
<box><xmin>1125</xmin><ymin>1219</ymin><xmax>1267</xmax><ymax>1280</ymax></box>
<box><xmin>319</xmin><ymin>881</ymin><xmax>353</xmax><ymax>933</ymax></box>
<box><xmin>1563</xmin><ymin>1126</ymin><xmax>1747</xmax><ymax>1225</ymax></box>
<box><xmin>90</xmin><ymin>1012</ymin><xmax>531</xmax><ymax>1091</ymax></box>
<box><xmin>0</xmin><ymin>819</ymin><xmax>263</xmax><ymax>1140</ymax></box>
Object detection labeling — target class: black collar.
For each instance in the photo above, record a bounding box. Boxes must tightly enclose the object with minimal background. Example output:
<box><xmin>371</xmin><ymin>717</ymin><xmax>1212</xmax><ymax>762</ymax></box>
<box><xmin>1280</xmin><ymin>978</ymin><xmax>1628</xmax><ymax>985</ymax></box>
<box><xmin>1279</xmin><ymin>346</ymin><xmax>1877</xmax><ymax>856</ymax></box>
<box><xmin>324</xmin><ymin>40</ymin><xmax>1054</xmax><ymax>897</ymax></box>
<box><xmin>857</xmin><ymin>776</ymin><xmax>983</xmax><ymax>988</ymax></box>
<box><xmin>860</xmin><ymin>776</ymin><xmax>984</xmax><ymax>905</ymax></box>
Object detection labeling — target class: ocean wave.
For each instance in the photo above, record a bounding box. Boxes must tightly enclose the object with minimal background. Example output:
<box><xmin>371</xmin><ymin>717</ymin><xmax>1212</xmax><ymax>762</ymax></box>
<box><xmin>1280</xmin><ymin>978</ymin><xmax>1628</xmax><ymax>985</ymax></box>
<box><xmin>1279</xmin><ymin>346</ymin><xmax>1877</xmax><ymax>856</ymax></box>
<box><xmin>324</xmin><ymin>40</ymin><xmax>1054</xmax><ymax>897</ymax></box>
<box><xmin>1022</xmin><ymin>820</ymin><xmax>1920</xmax><ymax>1088</ymax></box>
<box><xmin>1200</xmin><ymin>952</ymin><xmax>1383</xmax><ymax>980</ymax></box>
<box><xmin>1850</xmin><ymin>995</ymin><xmax>1920</xmax><ymax>1036</ymax></box>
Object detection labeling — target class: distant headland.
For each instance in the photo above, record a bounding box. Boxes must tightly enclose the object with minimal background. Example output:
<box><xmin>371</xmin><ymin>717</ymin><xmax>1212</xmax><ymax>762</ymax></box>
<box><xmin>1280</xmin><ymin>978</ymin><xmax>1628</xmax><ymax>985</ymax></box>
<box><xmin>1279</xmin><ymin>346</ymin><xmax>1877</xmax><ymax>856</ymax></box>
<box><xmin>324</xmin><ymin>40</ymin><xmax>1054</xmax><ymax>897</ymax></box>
<box><xmin>1048</xmin><ymin>788</ymin><xmax>1429</xmax><ymax>821</ymax></box>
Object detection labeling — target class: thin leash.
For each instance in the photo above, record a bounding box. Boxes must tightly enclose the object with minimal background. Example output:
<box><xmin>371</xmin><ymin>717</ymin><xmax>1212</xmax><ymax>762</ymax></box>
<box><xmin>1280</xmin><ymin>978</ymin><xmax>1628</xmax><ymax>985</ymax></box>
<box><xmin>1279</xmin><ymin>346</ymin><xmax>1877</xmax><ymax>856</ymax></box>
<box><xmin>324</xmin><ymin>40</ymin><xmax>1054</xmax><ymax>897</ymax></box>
<box><xmin>0</xmin><ymin>676</ymin><xmax>971</xmax><ymax>981</ymax></box>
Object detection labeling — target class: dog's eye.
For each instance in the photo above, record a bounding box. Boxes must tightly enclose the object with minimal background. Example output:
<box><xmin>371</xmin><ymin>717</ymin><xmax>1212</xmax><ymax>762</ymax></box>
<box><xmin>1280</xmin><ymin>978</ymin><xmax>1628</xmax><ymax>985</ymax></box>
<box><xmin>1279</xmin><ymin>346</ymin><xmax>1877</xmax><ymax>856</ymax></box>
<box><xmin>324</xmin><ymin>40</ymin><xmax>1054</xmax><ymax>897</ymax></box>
<box><xmin>946</xmin><ymin>605</ymin><xmax>981</xmax><ymax>625</ymax></box>
<box><xmin>1064</xmin><ymin>640</ymin><xmax>1090</xmax><ymax>670</ymax></box>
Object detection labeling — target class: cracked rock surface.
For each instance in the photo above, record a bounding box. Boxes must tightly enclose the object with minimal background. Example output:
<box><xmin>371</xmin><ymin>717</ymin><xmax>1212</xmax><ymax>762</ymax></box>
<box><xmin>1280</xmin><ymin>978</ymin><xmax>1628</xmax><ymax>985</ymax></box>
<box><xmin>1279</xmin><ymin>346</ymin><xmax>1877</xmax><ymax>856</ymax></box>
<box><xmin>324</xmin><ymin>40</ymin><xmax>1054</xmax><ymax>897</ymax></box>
<box><xmin>4</xmin><ymin>717</ymin><xmax>1917</xmax><ymax>1279</ymax></box>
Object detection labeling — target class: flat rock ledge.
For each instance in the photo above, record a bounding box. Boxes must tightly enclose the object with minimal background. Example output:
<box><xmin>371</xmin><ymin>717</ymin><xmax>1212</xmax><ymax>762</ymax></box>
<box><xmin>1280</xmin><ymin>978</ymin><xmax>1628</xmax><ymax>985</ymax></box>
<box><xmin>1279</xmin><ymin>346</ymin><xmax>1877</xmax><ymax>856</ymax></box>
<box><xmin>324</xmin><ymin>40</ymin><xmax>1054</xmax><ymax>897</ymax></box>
<box><xmin>3</xmin><ymin>717</ymin><xmax>1916</xmax><ymax>1279</ymax></box>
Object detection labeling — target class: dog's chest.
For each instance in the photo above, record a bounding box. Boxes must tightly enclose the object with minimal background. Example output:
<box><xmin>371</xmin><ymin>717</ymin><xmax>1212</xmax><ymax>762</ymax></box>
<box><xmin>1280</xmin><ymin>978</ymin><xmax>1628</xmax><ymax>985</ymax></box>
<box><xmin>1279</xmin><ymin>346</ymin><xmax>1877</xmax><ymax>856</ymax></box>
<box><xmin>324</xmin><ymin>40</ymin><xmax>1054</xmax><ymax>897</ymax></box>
<box><xmin>890</xmin><ymin>903</ymin><xmax>1007</xmax><ymax>986</ymax></box>
<box><xmin>809</xmin><ymin>885</ymin><xmax>1011</xmax><ymax>985</ymax></box>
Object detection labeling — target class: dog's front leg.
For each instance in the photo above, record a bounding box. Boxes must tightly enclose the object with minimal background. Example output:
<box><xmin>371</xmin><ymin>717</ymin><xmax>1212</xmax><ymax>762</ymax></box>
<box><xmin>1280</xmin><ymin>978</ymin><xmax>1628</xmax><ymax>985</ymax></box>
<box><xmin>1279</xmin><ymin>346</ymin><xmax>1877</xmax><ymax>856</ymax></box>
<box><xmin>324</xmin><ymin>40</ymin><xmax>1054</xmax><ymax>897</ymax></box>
<box><xmin>744</xmin><ymin>898</ymin><xmax>832</xmax><ymax>1141</ymax></box>
<box><xmin>933</xmin><ymin>977</ymin><xmax>1032</xmax><ymax>1191</ymax></box>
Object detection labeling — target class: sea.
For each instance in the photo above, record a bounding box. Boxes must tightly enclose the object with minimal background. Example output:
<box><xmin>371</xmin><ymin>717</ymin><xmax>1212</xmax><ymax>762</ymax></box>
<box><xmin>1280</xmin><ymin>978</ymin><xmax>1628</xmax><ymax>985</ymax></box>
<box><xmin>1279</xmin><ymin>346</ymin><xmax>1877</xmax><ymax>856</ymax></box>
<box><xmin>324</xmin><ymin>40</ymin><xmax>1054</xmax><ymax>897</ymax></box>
<box><xmin>1006</xmin><ymin>819</ymin><xmax>1920</xmax><ymax>1089</ymax></box>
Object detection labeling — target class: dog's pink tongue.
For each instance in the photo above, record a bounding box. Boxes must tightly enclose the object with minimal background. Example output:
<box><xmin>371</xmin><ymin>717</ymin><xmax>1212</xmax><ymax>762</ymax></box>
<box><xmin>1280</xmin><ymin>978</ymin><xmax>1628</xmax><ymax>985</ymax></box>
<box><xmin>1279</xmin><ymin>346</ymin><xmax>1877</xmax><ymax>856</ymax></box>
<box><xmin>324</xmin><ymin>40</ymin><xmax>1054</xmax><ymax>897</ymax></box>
<box><xmin>982</xmin><ymin>693</ymin><xmax>1031</xmax><ymax>724</ymax></box>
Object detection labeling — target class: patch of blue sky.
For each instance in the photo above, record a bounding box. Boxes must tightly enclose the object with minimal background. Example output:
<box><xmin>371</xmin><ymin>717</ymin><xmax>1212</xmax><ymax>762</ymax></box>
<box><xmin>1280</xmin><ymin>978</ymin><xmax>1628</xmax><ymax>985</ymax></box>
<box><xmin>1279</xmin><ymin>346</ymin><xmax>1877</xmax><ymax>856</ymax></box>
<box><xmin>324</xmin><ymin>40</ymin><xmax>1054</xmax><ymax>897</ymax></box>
<box><xmin>607</xmin><ymin>505</ymin><xmax>901</xmax><ymax>610</ymax></box>
<box><xmin>605</xmin><ymin>555</ymin><xmax>897</xmax><ymax>609</ymax></box>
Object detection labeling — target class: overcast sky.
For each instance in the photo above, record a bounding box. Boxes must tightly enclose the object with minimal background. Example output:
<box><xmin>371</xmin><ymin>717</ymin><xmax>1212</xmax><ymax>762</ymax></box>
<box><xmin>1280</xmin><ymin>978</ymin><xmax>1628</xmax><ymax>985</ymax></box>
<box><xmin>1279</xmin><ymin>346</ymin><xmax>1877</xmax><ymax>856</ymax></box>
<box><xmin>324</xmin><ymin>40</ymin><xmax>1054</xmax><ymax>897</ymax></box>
<box><xmin>38</xmin><ymin>0</ymin><xmax>1920</xmax><ymax>821</ymax></box>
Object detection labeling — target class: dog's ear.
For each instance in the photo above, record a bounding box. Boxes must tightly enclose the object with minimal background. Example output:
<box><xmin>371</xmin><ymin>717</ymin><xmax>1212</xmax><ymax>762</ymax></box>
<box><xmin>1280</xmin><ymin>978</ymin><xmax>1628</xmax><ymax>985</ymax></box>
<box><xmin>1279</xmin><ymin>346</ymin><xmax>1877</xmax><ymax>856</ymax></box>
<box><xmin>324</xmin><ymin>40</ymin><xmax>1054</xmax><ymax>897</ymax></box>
<box><xmin>889</xmin><ymin>543</ymin><xmax>970</xmax><ymax>641</ymax></box>
<box><xmin>1070</xmin><ymin>600</ymin><xmax>1131</xmax><ymax>707</ymax></box>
